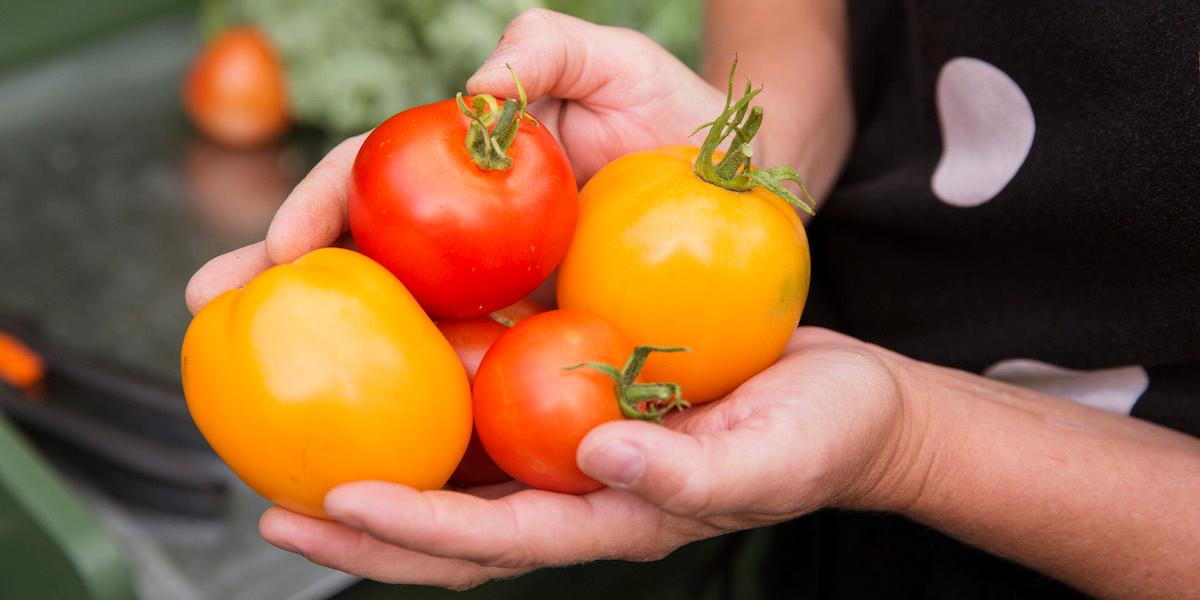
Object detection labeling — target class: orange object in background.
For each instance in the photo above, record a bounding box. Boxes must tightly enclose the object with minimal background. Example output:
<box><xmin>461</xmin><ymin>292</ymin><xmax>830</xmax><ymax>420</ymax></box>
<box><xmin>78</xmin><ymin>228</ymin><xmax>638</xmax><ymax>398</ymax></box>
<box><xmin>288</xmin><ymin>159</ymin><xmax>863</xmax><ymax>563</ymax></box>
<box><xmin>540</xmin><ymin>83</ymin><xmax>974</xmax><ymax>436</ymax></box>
<box><xmin>0</xmin><ymin>331</ymin><xmax>45</xmax><ymax>392</ymax></box>
<box><xmin>181</xmin><ymin>248</ymin><xmax>472</xmax><ymax>519</ymax></box>
<box><xmin>183</xmin><ymin>26</ymin><xmax>290</xmax><ymax>148</ymax></box>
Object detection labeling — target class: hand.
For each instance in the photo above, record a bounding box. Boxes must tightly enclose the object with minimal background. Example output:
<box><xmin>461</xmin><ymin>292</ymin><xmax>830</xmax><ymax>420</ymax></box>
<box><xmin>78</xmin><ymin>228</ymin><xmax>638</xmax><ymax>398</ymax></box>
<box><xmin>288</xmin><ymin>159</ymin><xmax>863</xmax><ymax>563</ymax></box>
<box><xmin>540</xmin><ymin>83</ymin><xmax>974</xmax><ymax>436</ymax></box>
<box><xmin>258</xmin><ymin>327</ymin><xmax>928</xmax><ymax>589</ymax></box>
<box><xmin>185</xmin><ymin>8</ymin><xmax>723</xmax><ymax>314</ymax></box>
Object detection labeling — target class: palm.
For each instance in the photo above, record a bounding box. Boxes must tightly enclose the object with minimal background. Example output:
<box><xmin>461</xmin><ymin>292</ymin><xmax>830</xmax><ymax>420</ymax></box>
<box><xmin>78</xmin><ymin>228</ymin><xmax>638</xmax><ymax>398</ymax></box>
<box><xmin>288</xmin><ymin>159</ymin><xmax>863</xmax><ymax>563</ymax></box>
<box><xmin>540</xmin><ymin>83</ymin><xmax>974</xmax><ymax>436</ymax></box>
<box><xmin>257</xmin><ymin>327</ymin><xmax>905</xmax><ymax>588</ymax></box>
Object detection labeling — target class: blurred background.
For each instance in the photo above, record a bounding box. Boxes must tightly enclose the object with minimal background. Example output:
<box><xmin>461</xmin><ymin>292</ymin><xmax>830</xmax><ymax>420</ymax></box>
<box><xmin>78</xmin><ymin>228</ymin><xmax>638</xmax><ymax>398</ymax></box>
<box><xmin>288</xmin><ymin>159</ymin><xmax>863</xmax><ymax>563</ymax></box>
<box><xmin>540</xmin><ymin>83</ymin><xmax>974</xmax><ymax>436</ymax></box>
<box><xmin>0</xmin><ymin>1</ymin><xmax>771</xmax><ymax>599</ymax></box>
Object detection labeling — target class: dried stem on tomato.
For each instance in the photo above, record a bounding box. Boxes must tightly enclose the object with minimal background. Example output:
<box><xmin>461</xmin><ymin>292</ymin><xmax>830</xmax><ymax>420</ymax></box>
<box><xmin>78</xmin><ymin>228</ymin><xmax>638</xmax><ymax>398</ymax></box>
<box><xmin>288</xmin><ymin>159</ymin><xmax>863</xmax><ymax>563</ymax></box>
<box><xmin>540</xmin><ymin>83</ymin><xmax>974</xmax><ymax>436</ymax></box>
<box><xmin>455</xmin><ymin>65</ymin><xmax>539</xmax><ymax>171</ymax></box>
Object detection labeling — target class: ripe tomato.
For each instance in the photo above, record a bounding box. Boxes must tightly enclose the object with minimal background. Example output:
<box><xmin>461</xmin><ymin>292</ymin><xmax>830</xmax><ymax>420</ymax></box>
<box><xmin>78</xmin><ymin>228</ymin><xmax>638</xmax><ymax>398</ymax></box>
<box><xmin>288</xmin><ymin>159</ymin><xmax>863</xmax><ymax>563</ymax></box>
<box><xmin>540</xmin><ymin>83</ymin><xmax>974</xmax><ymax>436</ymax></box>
<box><xmin>349</xmin><ymin>85</ymin><xmax>577</xmax><ymax>318</ymax></box>
<box><xmin>438</xmin><ymin>316</ymin><xmax>512</xmax><ymax>487</ymax></box>
<box><xmin>472</xmin><ymin>309</ymin><xmax>685</xmax><ymax>494</ymax></box>
<box><xmin>439</xmin><ymin>298</ymin><xmax>544</xmax><ymax>486</ymax></box>
<box><xmin>557</xmin><ymin>64</ymin><xmax>812</xmax><ymax>403</ymax></box>
<box><xmin>183</xmin><ymin>26</ymin><xmax>290</xmax><ymax>148</ymax></box>
<box><xmin>181</xmin><ymin>248</ymin><xmax>471</xmax><ymax>519</ymax></box>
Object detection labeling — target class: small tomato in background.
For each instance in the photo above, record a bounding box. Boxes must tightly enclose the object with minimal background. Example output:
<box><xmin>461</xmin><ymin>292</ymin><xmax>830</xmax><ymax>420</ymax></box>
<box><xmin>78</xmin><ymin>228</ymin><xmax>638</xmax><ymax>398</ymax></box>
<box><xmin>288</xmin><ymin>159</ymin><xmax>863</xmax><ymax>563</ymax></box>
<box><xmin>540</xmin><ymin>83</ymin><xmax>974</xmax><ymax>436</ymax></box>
<box><xmin>472</xmin><ymin>309</ymin><xmax>685</xmax><ymax>495</ymax></box>
<box><xmin>349</xmin><ymin>74</ymin><xmax>577</xmax><ymax>318</ymax></box>
<box><xmin>183</xmin><ymin>26</ymin><xmax>290</xmax><ymax>148</ymax></box>
<box><xmin>181</xmin><ymin>248</ymin><xmax>471</xmax><ymax>519</ymax></box>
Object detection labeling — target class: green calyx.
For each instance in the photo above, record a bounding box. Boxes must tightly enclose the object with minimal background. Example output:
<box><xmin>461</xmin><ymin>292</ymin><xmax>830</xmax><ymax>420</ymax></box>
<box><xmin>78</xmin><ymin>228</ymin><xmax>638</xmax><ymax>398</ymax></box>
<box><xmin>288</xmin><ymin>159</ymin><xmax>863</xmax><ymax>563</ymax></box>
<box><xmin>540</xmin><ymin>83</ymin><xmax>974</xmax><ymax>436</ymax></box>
<box><xmin>456</xmin><ymin>65</ymin><xmax>536</xmax><ymax>171</ymax></box>
<box><xmin>692</xmin><ymin>57</ymin><xmax>817</xmax><ymax>215</ymax></box>
<box><xmin>566</xmin><ymin>346</ymin><xmax>691</xmax><ymax>423</ymax></box>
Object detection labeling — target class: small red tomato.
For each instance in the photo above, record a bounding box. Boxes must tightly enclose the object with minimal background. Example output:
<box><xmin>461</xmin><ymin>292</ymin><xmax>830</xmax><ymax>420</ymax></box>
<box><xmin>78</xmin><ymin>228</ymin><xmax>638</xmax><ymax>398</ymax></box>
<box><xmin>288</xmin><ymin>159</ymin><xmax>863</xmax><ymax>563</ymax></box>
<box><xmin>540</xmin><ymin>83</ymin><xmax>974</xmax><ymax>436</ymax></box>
<box><xmin>349</xmin><ymin>80</ymin><xmax>577</xmax><ymax>318</ymax></box>
<box><xmin>439</xmin><ymin>299</ymin><xmax>546</xmax><ymax>486</ymax></box>
<box><xmin>473</xmin><ymin>309</ymin><xmax>686</xmax><ymax>494</ymax></box>
<box><xmin>183</xmin><ymin>26</ymin><xmax>290</xmax><ymax>148</ymax></box>
<box><xmin>437</xmin><ymin>316</ymin><xmax>511</xmax><ymax>486</ymax></box>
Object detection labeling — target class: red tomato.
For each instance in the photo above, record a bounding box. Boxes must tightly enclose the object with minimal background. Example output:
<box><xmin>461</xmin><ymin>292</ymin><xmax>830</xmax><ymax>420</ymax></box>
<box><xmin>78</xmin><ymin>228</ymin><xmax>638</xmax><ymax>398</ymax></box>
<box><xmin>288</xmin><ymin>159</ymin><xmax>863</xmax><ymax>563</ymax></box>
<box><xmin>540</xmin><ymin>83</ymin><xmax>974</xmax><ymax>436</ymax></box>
<box><xmin>437</xmin><ymin>317</ymin><xmax>511</xmax><ymax>486</ymax></box>
<box><xmin>183</xmin><ymin>27</ymin><xmax>290</xmax><ymax>148</ymax></box>
<box><xmin>473</xmin><ymin>309</ymin><xmax>687</xmax><ymax>494</ymax></box>
<box><xmin>439</xmin><ymin>298</ymin><xmax>546</xmax><ymax>486</ymax></box>
<box><xmin>348</xmin><ymin>92</ymin><xmax>577</xmax><ymax>318</ymax></box>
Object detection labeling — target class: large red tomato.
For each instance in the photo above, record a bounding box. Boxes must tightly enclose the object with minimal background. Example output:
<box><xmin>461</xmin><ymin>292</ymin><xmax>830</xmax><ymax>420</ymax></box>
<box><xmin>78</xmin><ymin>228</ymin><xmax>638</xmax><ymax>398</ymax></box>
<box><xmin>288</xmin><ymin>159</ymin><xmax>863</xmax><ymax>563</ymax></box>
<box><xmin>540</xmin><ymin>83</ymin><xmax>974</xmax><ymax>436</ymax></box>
<box><xmin>349</xmin><ymin>90</ymin><xmax>577</xmax><ymax>318</ymax></box>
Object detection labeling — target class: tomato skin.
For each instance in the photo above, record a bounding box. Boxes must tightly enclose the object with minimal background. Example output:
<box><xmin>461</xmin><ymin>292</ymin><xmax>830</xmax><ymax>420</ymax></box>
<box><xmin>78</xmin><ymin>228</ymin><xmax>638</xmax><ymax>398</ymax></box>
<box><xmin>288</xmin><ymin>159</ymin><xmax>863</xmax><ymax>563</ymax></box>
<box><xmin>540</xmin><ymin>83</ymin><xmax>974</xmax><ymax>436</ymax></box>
<box><xmin>183</xmin><ymin>27</ymin><xmax>290</xmax><ymax>148</ymax></box>
<box><xmin>437</xmin><ymin>317</ymin><xmax>512</xmax><ymax>486</ymax></box>
<box><xmin>181</xmin><ymin>248</ymin><xmax>471</xmax><ymax>519</ymax></box>
<box><xmin>473</xmin><ymin>309</ymin><xmax>631</xmax><ymax>494</ymax></box>
<box><xmin>348</xmin><ymin>99</ymin><xmax>577</xmax><ymax>318</ymax></box>
<box><xmin>557</xmin><ymin>145</ymin><xmax>810</xmax><ymax>403</ymax></box>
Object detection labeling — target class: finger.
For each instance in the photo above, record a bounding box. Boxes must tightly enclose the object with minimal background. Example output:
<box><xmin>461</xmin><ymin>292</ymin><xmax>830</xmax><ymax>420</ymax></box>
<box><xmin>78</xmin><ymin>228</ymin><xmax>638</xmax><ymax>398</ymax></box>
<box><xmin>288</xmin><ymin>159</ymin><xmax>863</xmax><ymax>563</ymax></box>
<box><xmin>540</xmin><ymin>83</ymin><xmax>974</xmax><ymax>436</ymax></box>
<box><xmin>259</xmin><ymin>507</ymin><xmax>521</xmax><ymax>590</ymax></box>
<box><xmin>265</xmin><ymin>133</ymin><xmax>366</xmax><ymax>265</ymax></box>
<box><xmin>466</xmin><ymin>8</ymin><xmax>661</xmax><ymax>105</ymax></box>
<box><xmin>185</xmin><ymin>241</ymin><xmax>273</xmax><ymax>314</ymax></box>
<box><xmin>576</xmin><ymin>419</ymin><xmax>780</xmax><ymax>519</ymax></box>
<box><xmin>324</xmin><ymin>482</ymin><xmax>685</xmax><ymax>569</ymax></box>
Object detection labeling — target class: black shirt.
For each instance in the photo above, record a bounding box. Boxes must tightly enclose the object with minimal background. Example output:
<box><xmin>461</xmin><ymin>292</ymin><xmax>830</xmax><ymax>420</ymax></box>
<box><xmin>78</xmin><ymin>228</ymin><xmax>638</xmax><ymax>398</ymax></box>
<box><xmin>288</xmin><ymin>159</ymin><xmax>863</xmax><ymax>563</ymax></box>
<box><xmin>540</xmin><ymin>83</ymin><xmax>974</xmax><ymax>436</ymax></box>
<box><xmin>764</xmin><ymin>1</ymin><xmax>1200</xmax><ymax>597</ymax></box>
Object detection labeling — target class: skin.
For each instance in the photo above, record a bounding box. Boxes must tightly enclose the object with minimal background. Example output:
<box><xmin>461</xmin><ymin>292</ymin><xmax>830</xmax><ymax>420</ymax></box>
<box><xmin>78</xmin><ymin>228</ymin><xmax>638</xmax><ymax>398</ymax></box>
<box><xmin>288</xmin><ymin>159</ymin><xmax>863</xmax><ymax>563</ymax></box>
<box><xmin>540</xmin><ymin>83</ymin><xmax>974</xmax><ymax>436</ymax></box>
<box><xmin>184</xmin><ymin>7</ymin><xmax>1200</xmax><ymax>598</ymax></box>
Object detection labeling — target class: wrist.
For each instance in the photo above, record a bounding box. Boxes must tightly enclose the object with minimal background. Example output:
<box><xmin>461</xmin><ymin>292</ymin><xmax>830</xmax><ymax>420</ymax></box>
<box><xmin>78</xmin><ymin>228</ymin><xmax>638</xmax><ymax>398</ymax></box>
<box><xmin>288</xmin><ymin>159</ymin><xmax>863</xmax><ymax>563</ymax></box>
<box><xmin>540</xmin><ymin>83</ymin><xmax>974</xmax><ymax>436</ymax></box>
<box><xmin>834</xmin><ymin>352</ymin><xmax>950</xmax><ymax>514</ymax></box>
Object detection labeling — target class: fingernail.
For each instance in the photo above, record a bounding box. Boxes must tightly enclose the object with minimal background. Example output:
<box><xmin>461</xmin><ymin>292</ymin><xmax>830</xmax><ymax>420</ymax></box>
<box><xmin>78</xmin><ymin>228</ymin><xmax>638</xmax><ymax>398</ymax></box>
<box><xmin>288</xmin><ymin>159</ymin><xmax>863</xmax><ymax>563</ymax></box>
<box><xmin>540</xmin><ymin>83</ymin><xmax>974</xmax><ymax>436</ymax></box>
<box><xmin>583</xmin><ymin>440</ymin><xmax>644</xmax><ymax>488</ymax></box>
<box><xmin>472</xmin><ymin>45</ymin><xmax>519</xmax><ymax>79</ymax></box>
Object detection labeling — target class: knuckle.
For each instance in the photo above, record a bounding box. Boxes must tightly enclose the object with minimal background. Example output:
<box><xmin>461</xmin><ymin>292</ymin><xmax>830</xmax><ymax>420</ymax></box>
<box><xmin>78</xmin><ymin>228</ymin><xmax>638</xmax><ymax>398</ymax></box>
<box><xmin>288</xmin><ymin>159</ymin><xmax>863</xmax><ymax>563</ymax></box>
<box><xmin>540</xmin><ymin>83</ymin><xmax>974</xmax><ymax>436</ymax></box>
<box><xmin>612</xmin><ymin>26</ymin><xmax>655</xmax><ymax>49</ymax></box>
<box><xmin>511</xmin><ymin>7</ymin><xmax>564</xmax><ymax>32</ymax></box>
<box><xmin>660</xmin><ymin>469</ymin><xmax>716</xmax><ymax>516</ymax></box>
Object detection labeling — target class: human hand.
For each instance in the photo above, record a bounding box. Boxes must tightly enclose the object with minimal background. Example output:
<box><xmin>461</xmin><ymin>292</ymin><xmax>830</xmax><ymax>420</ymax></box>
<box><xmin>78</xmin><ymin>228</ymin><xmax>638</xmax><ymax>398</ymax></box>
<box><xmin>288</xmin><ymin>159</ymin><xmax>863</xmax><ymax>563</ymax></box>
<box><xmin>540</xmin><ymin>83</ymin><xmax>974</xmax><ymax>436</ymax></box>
<box><xmin>185</xmin><ymin>9</ymin><xmax>723</xmax><ymax>314</ymax></box>
<box><xmin>257</xmin><ymin>327</ymin><xmax>930</xmax><ymax>589</ymax></box>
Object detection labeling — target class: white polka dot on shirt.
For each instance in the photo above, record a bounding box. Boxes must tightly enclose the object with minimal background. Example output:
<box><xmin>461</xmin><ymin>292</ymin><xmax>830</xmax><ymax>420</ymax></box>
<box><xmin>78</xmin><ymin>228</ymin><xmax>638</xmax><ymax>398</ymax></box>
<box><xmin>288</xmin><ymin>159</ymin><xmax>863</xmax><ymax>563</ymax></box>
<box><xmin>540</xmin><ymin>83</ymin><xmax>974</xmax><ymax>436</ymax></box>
<box><xmin>931</xmin><ymin>57</ymin><xmax>1036</xmax><ymax>207</ymax></box>
<box><xmin>983</xmin><ymin>358</ymin><xmax>1148</xmax><ymax>414</ymax></box>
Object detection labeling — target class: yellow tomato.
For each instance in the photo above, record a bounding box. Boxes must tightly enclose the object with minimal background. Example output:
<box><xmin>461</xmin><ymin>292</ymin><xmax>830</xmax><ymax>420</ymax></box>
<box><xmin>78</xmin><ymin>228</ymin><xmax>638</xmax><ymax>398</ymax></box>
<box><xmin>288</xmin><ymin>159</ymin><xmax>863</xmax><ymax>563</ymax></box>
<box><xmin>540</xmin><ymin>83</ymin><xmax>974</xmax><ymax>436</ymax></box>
<box><xmin>181</xmin><ymin>248</ymin><xmax>471</xmax><ymax>519</ymax></box>
<box><xmin>557</xmin><ymin>145</ymin><xmax>810</xmax><ymax>403</ymax></box>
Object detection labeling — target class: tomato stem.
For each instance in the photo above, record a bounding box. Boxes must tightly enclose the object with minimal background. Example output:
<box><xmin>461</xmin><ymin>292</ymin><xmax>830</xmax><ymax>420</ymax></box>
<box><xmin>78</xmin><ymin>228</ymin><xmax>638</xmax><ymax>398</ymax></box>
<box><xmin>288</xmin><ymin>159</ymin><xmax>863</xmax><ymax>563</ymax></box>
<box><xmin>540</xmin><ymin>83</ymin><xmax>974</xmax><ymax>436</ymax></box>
<box><xmin>692</xmin><ymin>57</ymin><xmax>817</xmax><ymax>215</ymax></box>
<box><xmin>487</xmin><ymin>311</ymin><xmax>517</xmax><ymax>328</ymax></box>
<box><xmin>566</xmin><ymin>345</ymin><xmax>691</xmax><ymax>423</ymax></box>
<box><xmin>456</xmin><ymin>65</ymin><xmax>537</xmax><ymax>171</ymax></box>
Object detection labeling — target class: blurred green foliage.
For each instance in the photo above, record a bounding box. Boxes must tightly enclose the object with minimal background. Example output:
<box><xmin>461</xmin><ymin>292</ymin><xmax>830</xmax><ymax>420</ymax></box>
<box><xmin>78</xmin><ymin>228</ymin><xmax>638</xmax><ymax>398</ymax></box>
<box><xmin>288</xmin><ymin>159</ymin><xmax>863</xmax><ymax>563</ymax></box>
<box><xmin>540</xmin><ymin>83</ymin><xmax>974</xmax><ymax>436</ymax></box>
<box><xmin>205</xmin><ymin>0</ymin><xmax>702</xmax><ymax>137</ymax></box>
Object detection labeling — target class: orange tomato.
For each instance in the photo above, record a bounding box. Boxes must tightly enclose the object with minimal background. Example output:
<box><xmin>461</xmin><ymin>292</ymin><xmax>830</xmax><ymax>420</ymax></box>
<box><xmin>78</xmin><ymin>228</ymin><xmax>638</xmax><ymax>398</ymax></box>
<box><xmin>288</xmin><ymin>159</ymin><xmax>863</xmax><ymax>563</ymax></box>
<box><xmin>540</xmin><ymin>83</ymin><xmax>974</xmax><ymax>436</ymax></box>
<box><xmin>183</xmin><ymin>26</ymin><xmax>290</xmax><ymax>148</ymax></box>
<box><xmin>181</xmin><ymin>248</ymin><xmax>471</xmax><ymax>519</ymax></box>
<box><xmin>557</xmin><ymin>145</ymin><xmax>810</xmax><ymax>403</ymax></box>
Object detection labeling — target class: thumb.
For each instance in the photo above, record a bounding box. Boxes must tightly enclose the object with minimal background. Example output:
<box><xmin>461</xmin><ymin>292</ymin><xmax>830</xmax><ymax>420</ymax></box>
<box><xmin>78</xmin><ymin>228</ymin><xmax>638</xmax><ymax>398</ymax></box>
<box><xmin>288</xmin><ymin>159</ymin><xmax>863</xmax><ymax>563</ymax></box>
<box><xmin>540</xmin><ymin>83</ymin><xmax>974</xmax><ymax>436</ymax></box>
<box><xmin>466</xmin><ymin>8</ymin><xmax>662</xmax><ymax>103</ymax></box>
<box><xmin>576</xmin><ymin>420</ymin><xmax>766</xmax><ymax>518</ymax></box>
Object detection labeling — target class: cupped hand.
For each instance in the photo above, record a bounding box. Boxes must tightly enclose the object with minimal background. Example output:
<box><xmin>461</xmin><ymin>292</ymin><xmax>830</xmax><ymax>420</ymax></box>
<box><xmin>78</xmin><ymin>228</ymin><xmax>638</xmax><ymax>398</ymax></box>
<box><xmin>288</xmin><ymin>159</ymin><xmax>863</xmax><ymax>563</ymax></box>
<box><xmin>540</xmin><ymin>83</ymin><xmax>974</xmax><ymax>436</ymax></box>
<box><xmin>258</xmin><ymin>327</ymin><xmax>929</xmax><ymax>590</ymax></box>
<box><xmin>185</xmin><ymin>8</ymin><xmax>723</xmax><ymax>315</ymax></box>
